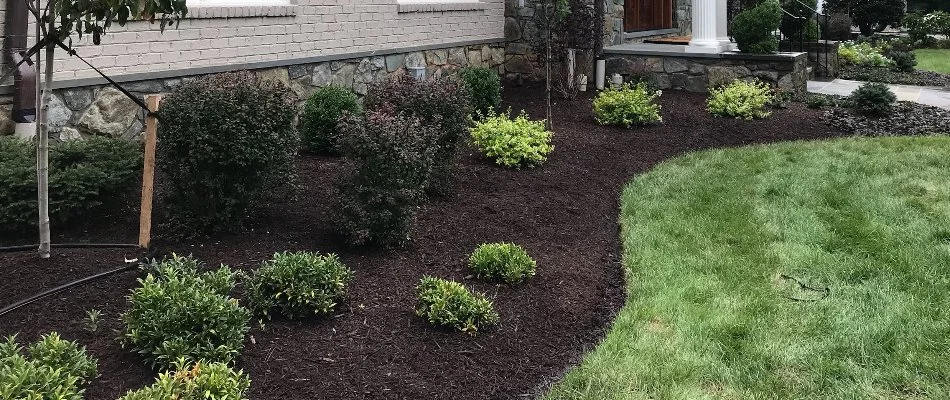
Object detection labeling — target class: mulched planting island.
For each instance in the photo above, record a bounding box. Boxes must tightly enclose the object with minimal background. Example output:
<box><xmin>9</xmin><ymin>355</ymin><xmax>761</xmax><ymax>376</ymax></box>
<box><xmin>821</xmin><ymin>100</ymin><xmax>950</xmax><ymax>136</ymax></box>
<box><xmin>0</xmin><ymin>87</ymin><xmax>845</xmax><ymax>399</ymax></box>
<box><xmin>840</xmin><ymin>65</ymin><xmax>950</xmax><ymax>87</ymax></box>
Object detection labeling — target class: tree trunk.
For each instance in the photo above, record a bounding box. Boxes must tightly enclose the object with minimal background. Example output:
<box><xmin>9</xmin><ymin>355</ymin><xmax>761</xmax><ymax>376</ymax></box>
<box><xmin>36</xmin><ymin>0</ymin><xmax>55</xmax><ymax>259</ymax></box>
<box><xmin>545</xmin><ymin>1</ymin><xmax>553</xmax><ymax>131</ymax></box>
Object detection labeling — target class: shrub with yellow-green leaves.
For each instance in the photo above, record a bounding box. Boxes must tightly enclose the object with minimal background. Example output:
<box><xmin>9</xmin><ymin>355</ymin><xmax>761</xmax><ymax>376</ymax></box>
<box><xmin>470</xmin><ymin>110</ymin><xmax>553</xmax><ymax>168</ymax></box>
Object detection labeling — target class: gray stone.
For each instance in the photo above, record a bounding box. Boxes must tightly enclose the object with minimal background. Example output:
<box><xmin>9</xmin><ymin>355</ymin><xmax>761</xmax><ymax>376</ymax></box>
<box><xmin>426</xmin><ymin>49</ymin><xmax>448</xmax><ymax>66</ymax></box>
<box><xmin>706</xmin><ymin>66</ymin><xmax>751</xmax><ymax>87</ymax></box>
<box><xmin>288</xmin><ymin>64</ymin><xmax>309</xmax><ymax>79</ymax></box>
<box><xmin>0</xmin><ymin>105</ymin><xmax>13</xmax><ymax>135</ymax></box>
<box><xmin>686</xmin><ymin>75</ymin><xmax>707</xmax><ymax>92</ymax></box>
<box><xmin>650</xmin><ymin>73</ymin><xmax>671</xmax><ymax>90</ymax></box>
<box><xmin>505</xmin><ymin>17</ymin><xmax>522</xmax><ymax>41</ymax></box>
<box><xmin>61</xmin><ymin>88</ymin><xmax>94</xmax><ymax>111</ymax></box>
<box><xmin>505</xmin><ymin>0</ymin><xmax>518</xmax><ymax>17</ymax></box>
<box><xmin>46</xmin><ymin>94</ymin><xmax>72</xmax><ymax>133</ymax></box>
<box><xmin>645</xmin><ymin>57</ymin><xmax>665</xmax><ymax>73</ymax></box>
<box><xmin>385</xmin><ymin>54</ymin><xmax>407</xmax><ymax>72</ymax></box>
<box><xmin>290</xmin><ymin>77</ymin><xmax>316</xmax><ymax>100</ymax></box>
<box><xmin>330</xmin><ymin>61</ymin><xmax>348</xmax><ymax>71</ymax></box>
<box><xmin>355</xmin><ymin>57</ymin><xmax>387</xmax><ymax>89</ymax></box>
<box><xmin>0</xmin><ymin>96</ymin><xmax>12</xmax><ymax>105</ymax></box>
<box><xmin>58</xmin><ymin>127</ymin><xmax>83</xmax><ymax>141</ymax></box>
<box><xmin>518</xmin><ymin>5</ymin><xmax>534</xmax><ymax>17</ymax></box>
<box><xmin>122</xmin><ymin>119</ymin><xmax>145</xmax><ymax>140</ymax></box>
<box><xmin>123</xmin><ymin>80</ymin><xmax>164</xmax><ymax>93</ymax></box>
<box><xmin>405</xmin><ymin>52</ymin><xmax>426</xmax><ymax>68</ymax></box>
<box><xmin>76</xmin><ymin>87</ymin><xmax>141</xmax><ymax>138</ymax></box>
<box><xmin>257</xmin><ymin>68</ymin><xmax>290</xmax><ymax>86</ymax></box>
<box><xmin>330</xmin><ymin>63</ymin><xmax>357</xmax><ymax>89</ymax></box>
<box><xmin>163</xmin><ymin>79</ymin><xmax>183</xmax><ymax>91</ymax></box>
<box><xmin>491</xmin><ymin>47</ymin><xmax>506</xmax><ymax>66</ymax></box>
<box><xmin>506</xmin><ymin>43</ymin><xmax>531</xmax><ymax>55</ymax></box>
<box><xmin>778</xmin><ymin>74</ymin><xmax>795</xmax><ymax>91</ymax></box>
<box><xmin>506</xmin><ymin>55</ymin><xmax>534</xmax><ymax>74</ymax></box>
<box><xmin>480</xmin><ymin>46</ymin><xmax>492</xmax><ymax>66</ymax></box>
<box><xmin>753</xmin><ymin>70</ymin><xmax>779</xmax><ymax>82</ymax></box>
<box><xmin>448</xmin><ymin>48</ymin><xmax>467</xmax><ymax>66</ymax></box>
<box><xmin>467</xmin><ymin>48</ymin><xmax>484</xmax><ymax>67</ymax></box>
<box><xmin>671</xmin><ymin>73</ymin><xmax>688</xmax><ymax>89</ymax></box>
<box><xmin>311</xmin><ymin>63</ymin><xmax>333</xmax><ymax>87</ymax></box>
<box><xmin>664</xmin><ymin>58</ymin><xmax>689</xmax><ymax>73</ymax></box>
<box><xmin>369</xmin><ymin>56</ymin><xmax>386</xmax><ymax>71</ymax></box>
<box><xmin>688</xmin><ymin>63</ymin><xmax>706</xmax><ymax>75</ymax></box>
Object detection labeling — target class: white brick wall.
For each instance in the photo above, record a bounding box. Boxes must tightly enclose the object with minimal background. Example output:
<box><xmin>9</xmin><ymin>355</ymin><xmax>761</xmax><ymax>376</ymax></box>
<box><xmin>1</xmin><ymin>0</ymin><xmax>503</xmax><ymax>84</ymax></box>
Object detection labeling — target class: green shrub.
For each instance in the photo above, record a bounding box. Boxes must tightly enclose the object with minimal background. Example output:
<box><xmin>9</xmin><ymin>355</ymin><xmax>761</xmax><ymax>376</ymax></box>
<box><xmin>707</xmin><ymin>80</ymin><xmax>774</xmax><ymax>120</ymax></box>
<box><xmin>468</xmin><ymin>243</ymin><xmax>537</xmax><ymax>285</ymax></box>
<box><xmin>903</xmin><ymin>12</ymin><xmax>933</xmax><ymax>42</ymax></box>
<box><xmin>592</xmin><ymin>82</ymin><xmax>663</xmax><ymax>128</ymax></box>
<box><xmin>121</xmin><ymin>254</ymin><xmax>251</xmax><ymax>370</ymax></box>
<box><xmin>0</xmin><ymin>136</ymin><xmax>141</xmax><ymax>233</ymax></box>
<box><xmin>158</xmin><ymin>71</ymin><xmax>299</xmax><ymax>236</ymax></box>
<box><xmin>824</xmin><ymin>12</ymin><xmax>854</xmax><ymax>41</ymax></box>
<box><xmin>0</xmin><ymin>333</ymin><xmax>98</xmax><ymax>400</ymax></box>
<box><xmin>850</xmin><ymin>81</ymin><xmax>896</xmax><ymax>116</ymax></box>
<box><xmin>730</xmin><ymin>0</ymin><xmax>782</xmax><ymax>54</ymax></box>
<box><xmin>470</xmin><ymin>110</ymin><xmax>554</xmax><ymax>168</ymax></box>
<box><xmin>415</xmin><ymin>276</ymin><xmax>499</xmax><ymax>335</ymax></box>
<box><xmin>838</xmin><ymin>41</ymin><xmax>893</xmax><ymax>67</ymax></box>
<box><xmin>460</xmin><ymin>67</ymin><xmax>502</xmax><ymax>119</ymax></box>
<box><xmin>336</xmin><ymin>110</ymin><xmax>438</xmax><ymax>247</ymax></box>
<box><xmin>805</xmin><ymin>94</ymin><xmax>834</xmax><ymax>108</ymax></box>
<box><xmin>118</xmin><ymin>359</ymin><xmax>249</xmax><ymax>400</ymax></box>
<box><xmin>850</xmin><ymin>0</ymin><xmax>907</xmax><ymax>36</ymax></box>
<box><xmin>364</xmin><ymin>74</ymin><xmax>472</xmax><ymax>194</ymax></box>
<box><xmin>247</xmin><ymin>251</ymin><xmax>353</xmax><ymax>319</ymax></box>
<box><xmin>888</xmin><ymin>50</ymin><xmax>918</xmax><ymax>72</ymax></box>
<box><xmin>299</xmin><ymin>85</ymin><xmax>361</xmax><ymax>154</ymax></box>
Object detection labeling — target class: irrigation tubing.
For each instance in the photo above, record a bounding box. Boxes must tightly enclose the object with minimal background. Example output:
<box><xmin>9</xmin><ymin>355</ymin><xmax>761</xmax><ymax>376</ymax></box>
<box><xmin>0</xmin><ymin>243</ymin><xmax>140</xmax><ymax>253</ymax></box>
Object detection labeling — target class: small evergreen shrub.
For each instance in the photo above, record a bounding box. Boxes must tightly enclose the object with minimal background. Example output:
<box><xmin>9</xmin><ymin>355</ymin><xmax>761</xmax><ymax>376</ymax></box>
<box><xmin>888</xmin><ymin>51</ymin><xmax>917</xmax><ymax>72</ymax></box>
<box><xmin>336</xmin><ymin>110</ymin><xmax>438</xmax><ymax>247</ymax></box>
<box><xmin>0</xmin><ymin>136</ymin><xmax>141</xmax><ymax>233</ymax></box>
<box><xmin>825</xmin><ymin>12</ymin><xmax>854</xmax><ymax>41</ymax></box>
<box><xmin>850</xmin><ymin>82</ymin><xmax>896</xmax><ymax>116</ymax></box>
<box><xmin>364</xmin><ymin>74</ymin><xmax>472</xmax><ymax>194</ymax></box>
<box><xmin>0</xmin><ymin>333</ymin><xmax>98</xmax><ymax>400</ymax></box>
<box><xmin>247</xmin><ymin>251</ymin><xmax>354</xmax><ymax>319</ymax></box>
<box><xmin>730</xmin><ymin>0</ymin><xmax>783</xmax><ymax>54</ymax></box>
<box><xmin>470</xmin><ymin>110</ymin><xmax>554</xmax><ymax>168</ymax></box>
<box><xmin>299</xmin><ymin>85</ymin><xmax>361</xmax><ymax>154</ymax></box>
<box><xmin>593</xmin><ymin>82</ymin><xmax>663</xmax><ymax>128</ymax></box>
<box><xmin>707</xmin><ymin>80</ymin><xmax>774</xmax><ymax>120</ymax></box>
<box><xmin>460</xmin><ymin>67</ymin><xmax>502</xmax><ymax>119</ymax></box>
<box><xmin>121</xmin><ymin>254</ymin><xmax>251</xmax><ymax>369</ymax></box>
<box><xmin>468</xmin><ymin>243</ymin><xmax>537</xmax><ymax>285</ymax></box>
<box><xmin>118</xmin><ymin>359</ymin><xmax>250</xmax><ymax>400</ymax></box>
<box><xmin>415</xmin><ymin>276</ymin><xmax>499</xmax><ymax>335</ymax></box>
<box><xmin>158</xmin><ymin>71</ymin><xmax>299</xmax><ymax>236</ymax></box>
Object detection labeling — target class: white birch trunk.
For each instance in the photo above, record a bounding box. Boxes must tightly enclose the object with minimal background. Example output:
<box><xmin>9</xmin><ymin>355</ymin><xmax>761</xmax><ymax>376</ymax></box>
<box><xmin>36</xmin><ymin>1</ymin><xmax>55</xmax><ymax>258</ymax></box>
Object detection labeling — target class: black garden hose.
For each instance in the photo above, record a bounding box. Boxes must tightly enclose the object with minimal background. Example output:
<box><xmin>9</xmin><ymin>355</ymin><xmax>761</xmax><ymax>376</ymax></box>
<box><xmin>0</xmin><ymin>243</ymin><xmax>141</xmax><ymax>253</ymax></box>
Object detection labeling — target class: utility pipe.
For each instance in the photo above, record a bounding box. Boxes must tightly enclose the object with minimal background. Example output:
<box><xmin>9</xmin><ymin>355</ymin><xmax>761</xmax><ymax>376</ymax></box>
<box><xmin>4</xmin><ymin>0</ymin><xmax>38</xmax><ymax>134</ymax></box>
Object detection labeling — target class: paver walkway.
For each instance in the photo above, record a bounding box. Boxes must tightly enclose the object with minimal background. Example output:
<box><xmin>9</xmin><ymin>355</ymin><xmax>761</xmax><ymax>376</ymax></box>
<box><xmin>808</xmin><ymin>79</ymin><xmax>950</xmax><ymax>110</ymax></box>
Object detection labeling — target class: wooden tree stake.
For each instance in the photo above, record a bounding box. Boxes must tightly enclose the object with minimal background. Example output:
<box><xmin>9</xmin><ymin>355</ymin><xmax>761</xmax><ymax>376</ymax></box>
<box><xmin>138</xmin><ymin>95</ymin><xmax>161</xmax><ymax>249</ymax></box>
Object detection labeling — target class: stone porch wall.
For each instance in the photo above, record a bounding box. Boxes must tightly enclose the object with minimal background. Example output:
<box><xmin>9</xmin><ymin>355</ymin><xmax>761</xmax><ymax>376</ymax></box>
<box><xmin>604</xmin><ymin>51</ymin><xmax>810</xmax><ymax>94</ymax></box>
<box><xmin>0</xmin><ymin>42</ymin><xmax>506</xmax><ymax>140</ymax></box>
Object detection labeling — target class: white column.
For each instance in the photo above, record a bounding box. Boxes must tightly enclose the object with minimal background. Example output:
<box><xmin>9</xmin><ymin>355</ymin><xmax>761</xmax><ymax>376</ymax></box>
<box><xmin>686</xmin><ymin>0</ymin><xmax>731</xmax><ymax>53</ymax></box>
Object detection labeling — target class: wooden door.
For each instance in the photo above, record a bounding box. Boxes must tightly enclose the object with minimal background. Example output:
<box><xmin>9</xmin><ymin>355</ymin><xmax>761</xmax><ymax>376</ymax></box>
<box><xmin>624</xmin><ymin>0</ymin><xmax>674</xmax><ymax>32</ymax></box>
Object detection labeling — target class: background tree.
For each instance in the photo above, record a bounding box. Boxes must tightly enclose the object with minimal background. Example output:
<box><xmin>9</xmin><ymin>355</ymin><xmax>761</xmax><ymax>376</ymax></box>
<box><xmin>824</xmin><ymin>0</ymin><xmax>906</xmax><ymax>35</ymax></box>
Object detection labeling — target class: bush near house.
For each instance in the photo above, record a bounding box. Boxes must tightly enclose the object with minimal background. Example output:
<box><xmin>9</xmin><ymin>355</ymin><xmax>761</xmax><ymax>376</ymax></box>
<box><xmin>470</xmin><ymin>110</ymin><xmax>554</xmax><ymax>168</ymax></box>
<box><xmin>118</xmin><ymin>360</ymin><xmax>250</xmax><ymax>400</ymax></box>
<box><xmin>850</xmin><ymin>81</ymin><xmax>896</xmax><ymax>116</ymax></box>
<box><xmin>299</xmin><ymin>85</ymin><xmax>362</xmax><ymax>154</ymax></box>
<box><xmin>468</xmin><ymin>243</ymin><xmax>537</xmax><ymax>285</ymax></box>
<box><xmin>158</xmin><ymin>71</ymin><xmax>299</xmax><ymax>236</ymax></box>
<box><xmin>415</xmin><ymin>276</ymin><xmax>499</xmax><ymax>335</ymax></box>
<box><xmin>593</xmin><ymin>82</ymin><xmax>663</xmax><ymax>128</ymax></box>
<box><xmin>707</xmin><ymin>80</ymin><xmax>774</xmax><ymax>120</ymax></box>
<box><xmin>0</xmin><ymin>136</ymin><xmax>141</xmax><ymax>233</ymax></box>
<box><xmin>247</xmin><ymin>251</ymin><xmax>354</xmax><ymax>320</ymax></box>
<box><xmin>460</xmin><ymin>67</ymin><xmax>502</xmax><ymax>119</ymax></box>
<box><xmin>730</xmin><ymin>0</ymin><xmax>783</xmax><ymax>54</ymax></box>
<box><xmin>0</xmin><ymin>333</ymin><xmax>98</xmax><ymax>400</ymax></box>
<box><xmin>121</xmin><ymin>255</ymin><xmax>251</xmax><ymax>370</ymax></box>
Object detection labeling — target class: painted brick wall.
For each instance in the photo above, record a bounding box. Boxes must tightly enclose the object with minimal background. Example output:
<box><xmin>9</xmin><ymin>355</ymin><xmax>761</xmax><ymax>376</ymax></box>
<box><xmin>1</xmin><ymin>0</ymin><xmax>504</xmax><ymax>84</ymax></box>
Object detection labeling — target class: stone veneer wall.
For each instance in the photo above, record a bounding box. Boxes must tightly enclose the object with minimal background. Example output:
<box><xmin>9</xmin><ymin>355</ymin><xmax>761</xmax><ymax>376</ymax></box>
<box><xmin>604</xmin><ymin>51</ymin><xmax>810</xmax><ymax>94</ymax></box>
<box><xmin>0</xmin><ymin>42</ymin><xmax>506</xmax><ymax>140</ymax></box>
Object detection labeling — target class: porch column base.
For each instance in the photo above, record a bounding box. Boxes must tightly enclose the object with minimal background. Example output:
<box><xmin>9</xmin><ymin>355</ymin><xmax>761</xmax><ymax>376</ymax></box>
<box><xmin>685</xmin><ymin>39</ymin><xmax>731</xmax><ymax>53</ymax></box>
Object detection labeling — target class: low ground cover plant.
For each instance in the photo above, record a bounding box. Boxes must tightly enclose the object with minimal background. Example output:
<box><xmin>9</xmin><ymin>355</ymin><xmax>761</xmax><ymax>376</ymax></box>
<box><xmin>0</xmin><ymin>333</ymin><xmax>97</xmax><ymax>400</ymax></box>
<box><xmin>118</xmin><ymin>359</ymin><xmax>250</xmax><ymax>400</ymax></box>
<box><xmin>158</xmin><ymin>71</ymin><xmax>299</xmax><ymax>236</ymax></box>
<box><xmin>336</xmin><ymin>110</ymin><xmax>438</xmax><ymax>247</ymax></box>
<box><xmin>593</xmin><ymin>82</ymin><xmax>663</xmax><ymax>127</ymax></box>
<box><xmin>247</xmin><ymin>251</ymin><xmax>353</xmax><ymax>319</ymax></box>
<box><xmin>707</xmin><ymin>80</ymin><xmax>773</xmax><ymax>120</ymax></box>
<box><xmin>469</xmin><ymin>243</ymin><xmax>537</xmax><ymax>285</ymax></box>
<box><xmin>850</xmin><ymin>81</ymin><xmax>896</xmax><ymax>116</ymax></box>
<box><xmin>121</xmin><ymin>254</ymin><xmax>250</xmax><ymax>369</ymax></box>
<box><xmin>838</xmin><ymin>41</ymin><xmax>893</xmax><ymax>67</ymax></box>
<box><xmin>730</xmin><ymin>0</ymin><xmax>782</xmax><ymax>53</ymax></box>
<box><xmin>0</xmin><ymin>136</ymin><xmax>141</xmax><ymax>232</ymax></box>
<box><xmin>460</xmin><ymin>67</ymin><xmax>502</xmax><ymax>119</ymax></box>
<box><xmin>470</xmin><ymin>110</ymin><xmax>554</xmax><ymax>168</ymax></box>
<box><xmin>299</xmin><ymin>85</ymin><xmax>362</xmax><ymax>154</ymax></box>
<box><xmin>415</xmin><ymin>276</ymin><xmax>499</xmax><ymax>335</ymax></box>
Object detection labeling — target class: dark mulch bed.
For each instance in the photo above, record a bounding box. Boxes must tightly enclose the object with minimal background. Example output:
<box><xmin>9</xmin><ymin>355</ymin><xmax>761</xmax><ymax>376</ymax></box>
<box><xmin>0</xmin><ymin>87</ymin><xmax>845</xmax><ymax>399</ymax></box>
<box><xmin>821</xmin><ymin>100</ymin><xmax>950</xmax><ymax>136</ymax></box>
<box><xmin>840</xmin><ymin>65</ymin><xmax>950</xmax><ymax>87</ymax></box>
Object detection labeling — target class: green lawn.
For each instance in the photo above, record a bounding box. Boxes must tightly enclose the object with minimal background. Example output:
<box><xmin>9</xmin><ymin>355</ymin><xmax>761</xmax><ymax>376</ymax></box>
<box><xmin>546</xmin><ymin>136</ymin><xmax>950</xmax><ymax>400</ymax></box>
<box><xmin>914</xmin><ymin>49</ymin><xmax>950</xmax><ymax>74</ymax></box>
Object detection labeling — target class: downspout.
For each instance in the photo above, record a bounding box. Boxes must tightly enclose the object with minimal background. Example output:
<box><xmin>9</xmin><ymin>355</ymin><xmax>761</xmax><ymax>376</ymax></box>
<box><xmin>4</xmin><ymin>0</ymin><xmax>38</xmax><ymax>137</ymax></box>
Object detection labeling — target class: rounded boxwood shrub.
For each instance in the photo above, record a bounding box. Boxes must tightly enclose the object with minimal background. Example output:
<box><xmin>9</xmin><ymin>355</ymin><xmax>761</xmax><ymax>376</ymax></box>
<box><xmin>0</xmin><ymin>136</ymin><xmax>141</xmax><ymax>233</ymax></box>
<box><xmin>850</xmin><ymin>81</ymin><xmax>896</xmax><ymax>116</ymax></box>
<box><xmin>593</xmin><ymin>82</ymin><xmax>663</xmax><ymax>128</ymax></box>
<box><xmin>247</xmin><ymin>251</ymin><xmax>354</xmax><ymax>319</ymax></box>
<box><xmin>415</xmin><ymin>276</ymin><xmax>499</xmax><ymax>335</ymax></box>
<box><xmin>468</xmin><ymin>243</ymin><xmax>537</xmax><ymax>285</ymax></box>
<box><xmin>118</xmin><ymin>360</ymin><xmax>249</xmax><ymax>400</ymax></box>
<box><xmin>299</xmin><ymin>85</ymin><xmax>361</xmax><ymax>154</ymax></box>
<box><xmin>158</xmin><ymin>71</ymin><xmax>299</xmax><ymax>235</ymax></box>
<box><xmin>460</xmin><ymin>67</ymin><xmax>502</xmax><ymax>119</ymax></box>
<box><xmin>707</xmin><ymin>80</ymin><xmax>774</xmax><ymax>120</ymax></box>
<box><xmin>0</xmin><ymin>333</ymin><xmax>98</xmax><ymax>400</ymax></box>
<box><xmin>470</xmin><ymin>110</ymin><xmax>554</xmax><ymax>168</ymax></box>
<box><xmin>888</xmin><ymin>51</ymin><xmax>917</xmax><ymax>72</ymax></box>
<box><xmin>730</xmin><ymin>0</ymin><xmax>782</xmax><ymax>54</ymax></box>
<box><xmin>121</xmin><ymin>254</ymin><xmax>251</xmax><ymax>370</ymax></box>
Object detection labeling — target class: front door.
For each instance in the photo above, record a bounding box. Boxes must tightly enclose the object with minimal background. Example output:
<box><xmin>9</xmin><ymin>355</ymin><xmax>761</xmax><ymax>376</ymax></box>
<box><xmin>624</xmin><ymin>0</ymin><xmax>674</xmax><ymax>32</ymax></box>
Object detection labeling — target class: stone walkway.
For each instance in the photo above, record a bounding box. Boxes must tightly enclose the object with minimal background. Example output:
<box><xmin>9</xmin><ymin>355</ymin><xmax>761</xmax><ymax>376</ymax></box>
<box><xmin>807</xmin><ymin>79</ymin><xmax>950</xmax><ymax>110</ymax></box>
